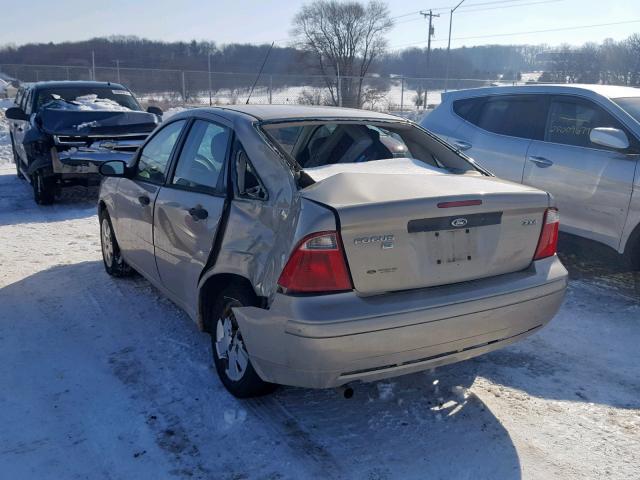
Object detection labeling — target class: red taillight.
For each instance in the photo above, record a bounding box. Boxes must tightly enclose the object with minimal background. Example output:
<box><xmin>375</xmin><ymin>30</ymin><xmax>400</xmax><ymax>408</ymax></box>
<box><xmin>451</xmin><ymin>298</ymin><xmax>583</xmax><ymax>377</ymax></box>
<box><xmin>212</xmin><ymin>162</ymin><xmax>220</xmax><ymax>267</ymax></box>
<box><xmin>533</xmin><ymin>208</ymin><xmax>560</xmax><ymax>260</ymax></box>
<box><xmin>278</xmin><ymin>231</ymin><xmax>353</xmax><ymax>294</ymax></box>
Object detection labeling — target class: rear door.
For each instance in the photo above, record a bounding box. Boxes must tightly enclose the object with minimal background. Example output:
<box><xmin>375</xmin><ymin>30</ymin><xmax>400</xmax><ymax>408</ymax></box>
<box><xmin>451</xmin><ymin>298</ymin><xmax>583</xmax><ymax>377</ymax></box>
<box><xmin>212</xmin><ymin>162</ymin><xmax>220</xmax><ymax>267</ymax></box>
<box><xmin>153</xmin><ymin>119</ymin><xmax>231</xmax><ymax>311</ymax></box>
<box><xmin>115</xmin><ymin>119</ymin><xmax>187</xmax><ymax>283</ymax></box>
<box><xmin>523</xmin><ymin>95</ymin><xmax>638</xmax><ymax>249</ymax></box>
<box><xmin>450</xmin><ymin>94</ymin><xmax>545</xmax><ymax>182</ymax></box>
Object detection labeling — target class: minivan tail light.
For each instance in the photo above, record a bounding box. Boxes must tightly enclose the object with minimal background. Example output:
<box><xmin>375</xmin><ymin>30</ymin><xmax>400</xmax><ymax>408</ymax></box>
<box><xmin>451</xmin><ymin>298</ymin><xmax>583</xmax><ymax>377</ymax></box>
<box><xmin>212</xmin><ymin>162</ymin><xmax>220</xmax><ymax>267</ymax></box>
<box><xmin>533</xmin><ymin>208</ymin><xmax>560</xmax><ymax>260</ymax></box>
<box><xmin>278</xmin><ymin>231</ymin><xmax>353</xmax><ymax>294</ymax></box>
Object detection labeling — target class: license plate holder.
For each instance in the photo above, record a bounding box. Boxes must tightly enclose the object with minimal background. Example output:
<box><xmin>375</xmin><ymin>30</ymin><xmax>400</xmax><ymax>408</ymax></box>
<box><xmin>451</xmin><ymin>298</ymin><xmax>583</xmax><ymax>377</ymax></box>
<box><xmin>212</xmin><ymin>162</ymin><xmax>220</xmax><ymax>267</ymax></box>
<box><xmin>426</xmin><ymin>227</ymin><xmax>478</xmax><ymax>265</ymax></box>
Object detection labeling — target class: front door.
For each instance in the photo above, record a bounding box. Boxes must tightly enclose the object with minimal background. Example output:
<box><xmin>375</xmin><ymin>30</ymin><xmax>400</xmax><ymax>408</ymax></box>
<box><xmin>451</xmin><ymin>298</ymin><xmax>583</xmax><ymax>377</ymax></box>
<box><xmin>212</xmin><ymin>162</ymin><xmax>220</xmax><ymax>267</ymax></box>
<box><xmin>523</xmin><ymin>95</ymin><xmax>637</xmax><ymax>250</ymax></box>
<box><xmin>12</xmin><ymin>88</ymin><xmax>33</xmax><ymax>166</ymax></box>
<box><xmin>115</xmin><ymin>119</ymin><xmax>187</xmax><ymax>282</ymax></box>
<box><xmin>154</xmin><ymin>119</ymin><xmax>231</xmax><ymax>312</ymax></box>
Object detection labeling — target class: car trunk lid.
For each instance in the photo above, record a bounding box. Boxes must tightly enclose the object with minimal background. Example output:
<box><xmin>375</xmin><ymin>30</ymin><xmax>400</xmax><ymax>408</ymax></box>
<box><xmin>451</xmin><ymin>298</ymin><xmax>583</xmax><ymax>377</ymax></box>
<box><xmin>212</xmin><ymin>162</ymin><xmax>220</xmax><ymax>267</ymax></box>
<box><xmin>301</xmin><ymin>169</ymin><xmax>549</xmax><ymax>295</ymax></box>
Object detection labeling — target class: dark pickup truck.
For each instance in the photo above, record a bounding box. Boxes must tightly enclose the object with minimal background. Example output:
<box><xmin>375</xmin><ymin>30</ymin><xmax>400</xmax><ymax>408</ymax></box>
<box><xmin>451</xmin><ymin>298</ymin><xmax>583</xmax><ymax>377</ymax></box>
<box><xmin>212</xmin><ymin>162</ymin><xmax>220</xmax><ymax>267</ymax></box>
<box><xmin>6</xmin><ymin>81</ymin><xmax>162</xmax><ymax>204</ymax></box>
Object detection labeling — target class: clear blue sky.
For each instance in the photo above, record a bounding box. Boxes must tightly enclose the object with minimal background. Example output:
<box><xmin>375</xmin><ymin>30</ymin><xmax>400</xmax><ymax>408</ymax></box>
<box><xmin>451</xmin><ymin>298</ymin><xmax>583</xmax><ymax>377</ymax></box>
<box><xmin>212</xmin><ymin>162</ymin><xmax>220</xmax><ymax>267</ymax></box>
<box><xmin>0</xmin><ymin>0</ymin><xmax>638</xmax><ymax>50</ymax></box>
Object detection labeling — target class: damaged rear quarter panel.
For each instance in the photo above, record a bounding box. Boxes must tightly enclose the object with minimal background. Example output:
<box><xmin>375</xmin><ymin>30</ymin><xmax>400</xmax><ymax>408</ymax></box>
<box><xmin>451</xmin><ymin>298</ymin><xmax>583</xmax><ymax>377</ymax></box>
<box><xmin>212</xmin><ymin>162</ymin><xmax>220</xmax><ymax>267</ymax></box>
<box><xmin>198</xmin><ymin>114</ymin><xmax>301</xmax><ymax>304</ymax></box>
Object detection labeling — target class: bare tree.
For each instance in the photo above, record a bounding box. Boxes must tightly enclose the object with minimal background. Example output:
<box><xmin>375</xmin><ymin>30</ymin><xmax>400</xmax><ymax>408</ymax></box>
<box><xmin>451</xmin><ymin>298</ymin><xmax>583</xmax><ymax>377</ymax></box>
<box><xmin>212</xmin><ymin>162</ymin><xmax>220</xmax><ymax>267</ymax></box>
<box><xmin>292</xmin><ymin>0</ymin><xmax>392</xmax><ymax>108</ymax></box>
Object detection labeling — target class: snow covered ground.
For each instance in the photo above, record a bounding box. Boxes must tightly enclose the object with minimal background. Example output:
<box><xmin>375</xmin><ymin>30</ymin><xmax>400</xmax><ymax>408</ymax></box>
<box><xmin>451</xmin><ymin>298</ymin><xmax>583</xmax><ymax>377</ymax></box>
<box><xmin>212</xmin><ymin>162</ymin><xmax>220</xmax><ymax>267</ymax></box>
<box><xmin>0</xmin><ymin>98</ymin><xmax>14</xmax><ymax>165</ymax></box>
<box><xmin>0</xmin><ymin>101</ymin><xmax>639</xmax><ymax>479</ymax></box>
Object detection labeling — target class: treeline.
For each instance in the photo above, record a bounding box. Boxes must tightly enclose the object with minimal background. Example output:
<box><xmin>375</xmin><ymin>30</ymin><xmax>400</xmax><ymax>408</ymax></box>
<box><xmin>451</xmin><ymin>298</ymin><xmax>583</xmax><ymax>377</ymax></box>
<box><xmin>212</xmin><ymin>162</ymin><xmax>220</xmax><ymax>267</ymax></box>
<box><xmin>0</xmin><ymin>36</ymin><xmax>537</xmax><ymax>80</ymax></box>
<box><xmin>0</xmin><ymin>36</ymin><xmax>306</xmax><ymax>75</ymax></box>
<box><xmin>2</xmin><ymin>35</ymin><xmax>640</xmax><ymax>99</ymax></box>
<box><xmin>539</xmin><ymin>35</ymin><xmax>640</xmax><ymax>85</ymax></box>
<box><xmin>381</xmin><ymin>44</ymin><xmax>544</xmax><ymax>80</ymax></box>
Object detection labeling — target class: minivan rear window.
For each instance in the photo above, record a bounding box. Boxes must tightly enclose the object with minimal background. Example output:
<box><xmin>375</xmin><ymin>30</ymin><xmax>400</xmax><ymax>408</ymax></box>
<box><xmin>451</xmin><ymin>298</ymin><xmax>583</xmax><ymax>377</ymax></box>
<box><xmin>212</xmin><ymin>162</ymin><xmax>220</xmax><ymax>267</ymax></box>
<box><xmin>453</xmin><ymin>97</ymin><xmax>483</xmax><ymax>121</ymax></box>
<box><xmin>455</xmin><ymin>94</ymin><xmax>544</xmax><ymax>140</ymax></box>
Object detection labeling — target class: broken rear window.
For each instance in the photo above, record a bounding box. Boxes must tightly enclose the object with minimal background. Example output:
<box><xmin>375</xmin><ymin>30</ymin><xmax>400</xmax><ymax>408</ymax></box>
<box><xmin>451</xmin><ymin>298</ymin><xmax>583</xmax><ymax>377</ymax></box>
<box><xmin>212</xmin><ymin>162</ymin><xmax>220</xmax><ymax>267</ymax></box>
<box><xmin>261</xmin><ymin>120</ymin><xmax>482</xmax><ymax>176</ymax></box>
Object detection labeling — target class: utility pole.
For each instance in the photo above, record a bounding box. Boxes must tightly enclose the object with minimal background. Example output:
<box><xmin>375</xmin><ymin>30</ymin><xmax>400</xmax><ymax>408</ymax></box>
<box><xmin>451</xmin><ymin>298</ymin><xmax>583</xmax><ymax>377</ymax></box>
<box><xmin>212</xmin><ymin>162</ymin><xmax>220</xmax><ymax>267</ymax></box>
<box><xmin>91</xmin><ymin>50</ymin><xmax>96</xmax><ymax>81</ymax></box>
<box><xmin>420</xmin><ymin>9</ymin><xmax>439</xmax><ymax>110</ymax></box>
<box><xmin>444</xmin><ymin>0</ymin><xmax>465</xmax><ymax>92</ymax></box>
<box><xmin>336</xmin><ymin>63</ymin><xmax>342</xmax><ymax>107</ymax></box>
<box><xmin>208</xmin><ymin>53</ymin><xmax>213</xmax><ymax>106</ymax></box>
<box><xmin>115</xmin><ymin>59</ymin><xmax>121</xmax><ymax>84</ymax></box>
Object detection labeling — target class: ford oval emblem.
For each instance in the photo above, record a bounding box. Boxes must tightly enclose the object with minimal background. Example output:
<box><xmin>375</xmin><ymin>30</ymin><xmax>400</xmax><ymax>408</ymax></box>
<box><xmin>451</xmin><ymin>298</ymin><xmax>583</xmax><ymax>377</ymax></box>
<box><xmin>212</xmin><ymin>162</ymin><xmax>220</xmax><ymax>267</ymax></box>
<box><xmin>451</xmin><ymin>218</ymin><xmax>468</xmax><ymax>227</ymax></box>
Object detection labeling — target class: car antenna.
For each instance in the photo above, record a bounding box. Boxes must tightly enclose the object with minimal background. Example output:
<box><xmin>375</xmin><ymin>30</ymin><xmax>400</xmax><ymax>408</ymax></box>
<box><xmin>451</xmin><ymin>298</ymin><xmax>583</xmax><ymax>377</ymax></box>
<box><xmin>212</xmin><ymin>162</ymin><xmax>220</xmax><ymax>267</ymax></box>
<box><xmin>246</xmin><ymin>41</ymin><xmax>274</xmax><ymax>105</ymax></box>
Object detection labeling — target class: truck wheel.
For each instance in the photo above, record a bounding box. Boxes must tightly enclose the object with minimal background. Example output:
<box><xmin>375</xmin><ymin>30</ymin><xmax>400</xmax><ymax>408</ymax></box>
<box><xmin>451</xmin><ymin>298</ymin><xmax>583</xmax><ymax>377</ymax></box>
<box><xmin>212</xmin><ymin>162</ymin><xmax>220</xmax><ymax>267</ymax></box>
<box><xmin>32</xmin><ymin>170</ymin><xmax>55</xmax><ymax>205</ymax></box>
<box><xmin>99</xmin><ymin>211</ymin><xmax>134</xmax><ymax>277</ymax></box>
<box><xmin>210</xmin><ymin>285</ymin><xmax>276</xmax><ymax>398</ymax></box>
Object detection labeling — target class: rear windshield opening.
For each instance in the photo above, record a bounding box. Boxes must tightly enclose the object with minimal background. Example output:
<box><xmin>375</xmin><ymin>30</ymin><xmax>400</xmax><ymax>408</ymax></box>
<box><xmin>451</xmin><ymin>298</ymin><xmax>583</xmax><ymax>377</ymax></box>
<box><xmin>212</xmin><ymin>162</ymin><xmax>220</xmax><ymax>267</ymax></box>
<box><xmin>262</xmin><ymin>120</ymin><xmax>482</xmax><ymax>186</ymax></box>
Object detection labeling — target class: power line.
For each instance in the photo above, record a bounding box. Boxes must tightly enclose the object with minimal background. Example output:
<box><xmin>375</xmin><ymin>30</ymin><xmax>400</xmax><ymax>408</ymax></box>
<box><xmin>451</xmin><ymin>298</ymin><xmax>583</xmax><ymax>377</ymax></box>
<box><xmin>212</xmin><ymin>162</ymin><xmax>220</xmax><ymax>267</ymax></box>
<box><xmin>390</xmin><ymin>18</ymin><xmax>640</xmax><ymax>48</ymax></box>
<box><xmin>390</xmin><ymin>0</ymin><xmax>546</xmax><ymax>19</ymax></box>
<box><xmin>391</xmin><ymin>0</ymin><xmax>563</xmax><ymax>27</ymax></box>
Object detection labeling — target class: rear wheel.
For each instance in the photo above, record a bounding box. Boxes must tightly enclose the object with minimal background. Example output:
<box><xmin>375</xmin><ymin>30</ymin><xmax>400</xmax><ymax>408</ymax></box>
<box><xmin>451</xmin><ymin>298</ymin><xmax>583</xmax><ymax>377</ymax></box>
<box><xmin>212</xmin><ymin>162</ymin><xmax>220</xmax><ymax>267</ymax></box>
<box><xmin>32</xmin><ymin>169</ymin><xmax>55</xmax><ymax>205</ymax></box>
<box><xmin>210</xmin><ymin>285</ymin><xmax>276</xmax><ymax>398</ymax></box>
<box><xmin>99</xmin><ymin>211</ymin><xmax>134</xmax><ymax>277</ymax></box>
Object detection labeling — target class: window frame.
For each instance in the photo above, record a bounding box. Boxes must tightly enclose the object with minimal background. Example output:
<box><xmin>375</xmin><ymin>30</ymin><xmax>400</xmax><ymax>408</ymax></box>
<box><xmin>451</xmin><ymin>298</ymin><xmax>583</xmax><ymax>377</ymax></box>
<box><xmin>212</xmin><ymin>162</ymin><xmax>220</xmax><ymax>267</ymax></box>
<box><xmin>133</xmin><ymin>119</ymin><xmax>188</xmax><ymax>186</ymax></box>
<box><xmin>164</xmin><ymin>118</ymin><xmax>233</xmax><ymax>197</ymax></box>
<box><xmin>231</xmin><ymin>139</ymin><xmax>268</xmax><ymax>202</ymax></box>
<box><xmin>14</xmin><ymin>87</ymin><xmax>24</xmax><ymax>108</ymax></box>
<box><xmin>23</xmin><ymin>88</ymin><xmax>35</xmax><ymax>115</ymax></box>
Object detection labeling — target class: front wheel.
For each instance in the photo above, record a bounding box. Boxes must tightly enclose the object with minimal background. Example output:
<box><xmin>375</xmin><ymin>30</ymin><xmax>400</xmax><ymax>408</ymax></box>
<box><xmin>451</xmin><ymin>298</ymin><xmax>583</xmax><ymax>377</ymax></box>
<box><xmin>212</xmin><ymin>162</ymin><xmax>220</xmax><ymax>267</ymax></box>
<box><xmin>99</xmin><ymin>211</ymin><xmax>134</xmax><ymax>277</ymax></box>
<box><xmin>32</xmin><ymin>169</ymin><xmax>55</xmax><ymax>205</ymax></box>
<box><xmin>210</xmin><ymin>286</ymin><xmax>276</xmax><ymax>398</ymax></box>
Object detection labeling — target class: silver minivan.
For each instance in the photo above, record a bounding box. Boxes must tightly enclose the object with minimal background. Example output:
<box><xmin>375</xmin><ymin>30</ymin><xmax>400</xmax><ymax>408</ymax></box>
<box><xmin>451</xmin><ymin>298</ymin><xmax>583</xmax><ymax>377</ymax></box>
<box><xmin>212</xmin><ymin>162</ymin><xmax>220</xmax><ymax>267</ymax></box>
<box><xmin>422</xmin><ymin>85</ymin><xmax>640</xmax><ymax>267</ymax></box>
<box><xmin>98</xmin><ymin>105</ymin><xmax>567</xmax><ymax>397</ymax></box>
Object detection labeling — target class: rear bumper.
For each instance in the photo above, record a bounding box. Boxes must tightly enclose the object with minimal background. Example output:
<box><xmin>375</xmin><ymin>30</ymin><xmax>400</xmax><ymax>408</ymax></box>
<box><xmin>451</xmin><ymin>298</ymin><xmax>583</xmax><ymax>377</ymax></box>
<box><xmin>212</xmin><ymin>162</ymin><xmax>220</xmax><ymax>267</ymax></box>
<box><xmin>234</xmin><ymin>256</ymin><xmax>568</xmax><ymax>388</ymax></box>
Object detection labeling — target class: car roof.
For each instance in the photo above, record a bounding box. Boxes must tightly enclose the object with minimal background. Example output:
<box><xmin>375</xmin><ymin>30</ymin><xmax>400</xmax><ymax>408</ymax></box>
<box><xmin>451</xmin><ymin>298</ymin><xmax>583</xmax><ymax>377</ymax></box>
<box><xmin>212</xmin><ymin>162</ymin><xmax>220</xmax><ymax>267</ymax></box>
<box><xmin>30</xmin><ymin>80</ymin><xmax>128</xmax><ymax>91</ymax></box>
<box><xmin>444</xmin><ymin>84</ymin><xmax>640</xmax><ymax>101</ymax></box>
<box><xmin>190</xmin><ymin>104</ymin><xmax>404</xmax><ymax>122</ymax></box>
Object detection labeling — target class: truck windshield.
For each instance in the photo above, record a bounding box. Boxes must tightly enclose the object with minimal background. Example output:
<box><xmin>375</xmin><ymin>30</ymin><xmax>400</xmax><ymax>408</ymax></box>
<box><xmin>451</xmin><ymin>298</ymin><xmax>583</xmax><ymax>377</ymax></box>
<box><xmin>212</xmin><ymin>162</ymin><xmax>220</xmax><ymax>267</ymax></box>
<box><xmin>35</xmin><ymin>87</ymin><xmax>142</xmax><ymax>111</ymax></box>
<box><xmin>612</xmin><ymin>97</ymin><xmax>640</xmax><ymax>124</ymax></box>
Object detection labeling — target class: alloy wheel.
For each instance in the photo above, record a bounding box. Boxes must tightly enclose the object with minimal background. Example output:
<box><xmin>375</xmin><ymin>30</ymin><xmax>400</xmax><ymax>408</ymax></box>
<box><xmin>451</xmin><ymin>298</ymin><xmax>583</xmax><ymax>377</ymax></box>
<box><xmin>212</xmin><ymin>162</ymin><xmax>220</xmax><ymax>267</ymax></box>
<box><xmin>101</xmin><ymin>218</ymin><xmax>114</xmax><ymax>266</ymax></box>
<box><xmin>215</xmin><ymin>301</ymin><xmax>249</xmax><ymax>381</ymax></box>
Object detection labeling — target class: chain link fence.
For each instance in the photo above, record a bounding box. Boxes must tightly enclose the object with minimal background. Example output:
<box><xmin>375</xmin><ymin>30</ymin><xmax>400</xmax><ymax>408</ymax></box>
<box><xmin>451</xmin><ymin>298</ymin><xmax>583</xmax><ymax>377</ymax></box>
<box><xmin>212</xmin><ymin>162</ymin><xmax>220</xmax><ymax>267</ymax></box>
<box><xmin>0</xmin><ymin>63</ymin><xmax>527</xmax><ymax>118</ymax></box>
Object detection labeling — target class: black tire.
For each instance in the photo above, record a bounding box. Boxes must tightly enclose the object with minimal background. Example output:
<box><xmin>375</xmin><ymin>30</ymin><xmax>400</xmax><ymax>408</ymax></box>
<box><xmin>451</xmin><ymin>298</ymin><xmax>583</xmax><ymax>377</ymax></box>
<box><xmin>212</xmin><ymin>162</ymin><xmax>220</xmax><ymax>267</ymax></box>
<box><xmin>99</xmin><ymin>210</ymin><xmax>134</xmax><ymax>277</ymax></box>
<box><xmin>209</xmin><ymin>284</ymin><xmax>276</xmax><ymax>398</ymax></box>
<box><xmin>32</xmin><ymin>169</ymin><xmax>55</xmax><ymax>205</ymax></box>
<box><xmin>623</xmin><ymin>228</ymin><xmax>640</xmax><ymax>271</ymax></box>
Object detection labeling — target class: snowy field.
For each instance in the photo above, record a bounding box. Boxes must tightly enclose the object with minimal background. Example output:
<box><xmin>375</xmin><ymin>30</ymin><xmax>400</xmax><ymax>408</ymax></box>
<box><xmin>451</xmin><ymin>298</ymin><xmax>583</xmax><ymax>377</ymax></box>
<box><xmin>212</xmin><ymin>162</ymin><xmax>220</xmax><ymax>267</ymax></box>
<box><xmin>0</xmin><ymin>102</ymin><xmax>639</xmax><ymax>479</ymax></box>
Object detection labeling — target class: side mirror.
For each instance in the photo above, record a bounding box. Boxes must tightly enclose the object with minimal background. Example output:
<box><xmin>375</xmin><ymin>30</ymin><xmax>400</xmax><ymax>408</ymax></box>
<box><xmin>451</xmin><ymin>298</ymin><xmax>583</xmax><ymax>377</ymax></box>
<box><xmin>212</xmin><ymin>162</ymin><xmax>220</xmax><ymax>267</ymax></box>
<box><xmin>147</xmin><ymin>106</ymin><xmax>163</xmax><ymax>116</ymax></box>
<box><xmin>99</xmin><ymin>160</ymin><xmax>127</xmax><ymax>177</ymax></box>
<box><xmin>590</xmin><ymin>127</ymin><xmax>629</xmax><ymax>150</ymax></box>
<box><xmin>5</xmin><ymin>107</ymin><xmax>28</xmax><ymax>121</ymax></box>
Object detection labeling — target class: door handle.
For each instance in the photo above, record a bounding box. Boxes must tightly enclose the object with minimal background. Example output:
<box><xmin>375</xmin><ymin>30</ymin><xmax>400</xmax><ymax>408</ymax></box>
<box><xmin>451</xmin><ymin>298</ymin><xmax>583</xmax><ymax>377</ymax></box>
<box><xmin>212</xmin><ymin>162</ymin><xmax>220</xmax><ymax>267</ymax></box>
<box><xmin>528</xmin><ymin>156</ymin><xmax>554</xmax><ymax>168</ymax></box>
<box><xmin>188</xmin><ymin>206</ymin><xmax>208</xmax><ymax>221</ymax></box>
<box><xmin>138</xmin><ymin>195</ymin><xmax>151</xmax><ymax>206</ymax></box>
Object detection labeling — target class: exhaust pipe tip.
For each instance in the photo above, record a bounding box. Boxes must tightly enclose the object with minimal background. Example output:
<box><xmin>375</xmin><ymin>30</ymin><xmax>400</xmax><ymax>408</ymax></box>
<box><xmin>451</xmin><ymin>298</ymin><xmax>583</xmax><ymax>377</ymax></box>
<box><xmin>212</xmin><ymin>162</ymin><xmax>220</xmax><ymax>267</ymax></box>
<box><xmin>341</xmin><ymin>386</ymin><xmax>354</xmax><ymax>399</ymax></box>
